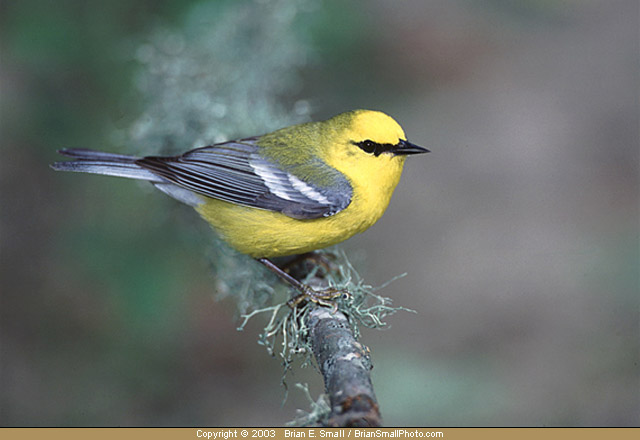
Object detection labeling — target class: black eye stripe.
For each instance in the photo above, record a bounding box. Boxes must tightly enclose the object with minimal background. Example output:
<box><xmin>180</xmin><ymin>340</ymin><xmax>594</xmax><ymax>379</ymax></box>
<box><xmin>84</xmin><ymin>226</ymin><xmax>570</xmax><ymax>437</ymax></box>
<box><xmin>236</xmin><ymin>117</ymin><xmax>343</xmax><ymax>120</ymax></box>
<box><xmin>352</xmin><ymin>140</ymin><xmax>396</xmax><ymax>157</ymax></box>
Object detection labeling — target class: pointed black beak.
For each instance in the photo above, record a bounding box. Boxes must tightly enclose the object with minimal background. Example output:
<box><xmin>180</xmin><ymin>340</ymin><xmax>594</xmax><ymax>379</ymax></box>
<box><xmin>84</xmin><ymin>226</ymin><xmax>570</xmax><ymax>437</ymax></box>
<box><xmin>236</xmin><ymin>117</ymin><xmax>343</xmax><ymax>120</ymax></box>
<box><xmin>394</xmin><ymin>139</ymin><xmax>430</xmax><ymax>156</ymax></box>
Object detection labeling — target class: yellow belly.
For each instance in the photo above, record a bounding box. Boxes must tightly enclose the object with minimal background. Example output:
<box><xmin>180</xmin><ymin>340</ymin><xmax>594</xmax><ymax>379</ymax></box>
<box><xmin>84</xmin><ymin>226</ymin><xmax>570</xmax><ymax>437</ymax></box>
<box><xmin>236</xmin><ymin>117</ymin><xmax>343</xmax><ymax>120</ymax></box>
<box><xmin>195</xmin><ymin>180</ymin><xmax>395</xmax><ymax>258</ymax></box>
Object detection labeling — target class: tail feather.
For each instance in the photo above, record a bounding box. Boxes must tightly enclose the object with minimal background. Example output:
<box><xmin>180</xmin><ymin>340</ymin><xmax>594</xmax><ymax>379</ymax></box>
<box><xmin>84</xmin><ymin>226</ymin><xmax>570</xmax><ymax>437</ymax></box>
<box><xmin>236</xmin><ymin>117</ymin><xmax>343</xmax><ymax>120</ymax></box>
<box><xmin>51</xmin><ymin>148</ymin><xmax>203</xmax><ymax>206</ymax></box>
<box><xmin>51</xmin><ymin>148</ymin><xmax>161</xmax><ymax>182</ymax></box>
<box><xmin>56</xmin><ymin>148</ymin><xmax>140</xmax><ymax>163</ymax></box>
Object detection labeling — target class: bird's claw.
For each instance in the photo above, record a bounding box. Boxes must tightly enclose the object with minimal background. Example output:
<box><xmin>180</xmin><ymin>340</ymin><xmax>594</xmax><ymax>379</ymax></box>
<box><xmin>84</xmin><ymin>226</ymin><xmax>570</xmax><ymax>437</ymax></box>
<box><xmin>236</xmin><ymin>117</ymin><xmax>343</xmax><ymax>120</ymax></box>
<box><xmin>287</xmin><ymin>287</ymin><xmax>348</xmax><ymax>313</ymax></box>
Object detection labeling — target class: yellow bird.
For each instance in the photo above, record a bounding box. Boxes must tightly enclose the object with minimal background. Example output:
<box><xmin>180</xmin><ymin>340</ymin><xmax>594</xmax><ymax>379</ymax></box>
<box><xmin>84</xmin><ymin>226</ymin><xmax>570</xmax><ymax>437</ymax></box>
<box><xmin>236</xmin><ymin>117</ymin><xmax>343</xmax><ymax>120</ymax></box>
<box><xmin>52</xmin><ymin>110</ymin><xmax>428</xmax><ymax>302</ymax></box>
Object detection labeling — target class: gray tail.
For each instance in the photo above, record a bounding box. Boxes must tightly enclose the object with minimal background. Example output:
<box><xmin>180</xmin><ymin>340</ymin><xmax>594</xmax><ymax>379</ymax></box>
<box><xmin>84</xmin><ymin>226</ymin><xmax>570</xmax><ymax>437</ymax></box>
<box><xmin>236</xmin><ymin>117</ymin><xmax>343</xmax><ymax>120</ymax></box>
<box><xmin>51</xmin><ymin>148</ymin><xmax>203</xmax><ymax>206</ymax></box>
<box><xmin>51</xmin><ymin>148</ymin><xmax>162</xmax><ymax>181</ymax></box>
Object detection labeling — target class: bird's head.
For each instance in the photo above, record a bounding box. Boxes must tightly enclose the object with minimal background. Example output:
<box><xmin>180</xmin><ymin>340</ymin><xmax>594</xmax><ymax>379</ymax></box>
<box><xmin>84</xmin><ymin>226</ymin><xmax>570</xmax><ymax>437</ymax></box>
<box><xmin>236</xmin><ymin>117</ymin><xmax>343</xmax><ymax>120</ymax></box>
<box><xmin>322</xmin><ymin>110</ymin><xmax>428</xmax><ymax>178</ymax></box>
<box><xmin>343</xmin><ymin>110</ymin><xmax>428</xmax><ymax>159</ymax></box>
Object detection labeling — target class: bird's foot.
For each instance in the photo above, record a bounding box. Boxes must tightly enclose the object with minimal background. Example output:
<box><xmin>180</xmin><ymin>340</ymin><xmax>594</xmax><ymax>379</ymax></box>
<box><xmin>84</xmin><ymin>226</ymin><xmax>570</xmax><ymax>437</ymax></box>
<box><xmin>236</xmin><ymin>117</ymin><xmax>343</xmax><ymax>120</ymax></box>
<box><xmin>287</xmin><ymin>286</ymin><xmax>349</xmax><ymax>313</ymax></box>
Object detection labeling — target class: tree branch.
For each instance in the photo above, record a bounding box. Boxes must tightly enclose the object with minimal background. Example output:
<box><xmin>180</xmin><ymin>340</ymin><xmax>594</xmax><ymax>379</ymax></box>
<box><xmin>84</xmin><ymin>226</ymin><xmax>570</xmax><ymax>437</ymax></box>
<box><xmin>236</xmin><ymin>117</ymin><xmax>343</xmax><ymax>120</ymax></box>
<box><xmin>308</xmin><ymin>308</ymin><xmax>382</xmax><ymax>427</ymax></box>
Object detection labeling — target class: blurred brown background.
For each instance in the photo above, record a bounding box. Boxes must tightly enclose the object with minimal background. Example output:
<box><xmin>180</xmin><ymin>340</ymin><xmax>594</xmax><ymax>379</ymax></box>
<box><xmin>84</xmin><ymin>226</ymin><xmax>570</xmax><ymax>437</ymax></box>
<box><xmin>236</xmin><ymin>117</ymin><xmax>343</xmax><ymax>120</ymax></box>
<box><xmin>1</xmin><ymin>0</ymin><xmax>638</xmax><ymax>426</ymax></box>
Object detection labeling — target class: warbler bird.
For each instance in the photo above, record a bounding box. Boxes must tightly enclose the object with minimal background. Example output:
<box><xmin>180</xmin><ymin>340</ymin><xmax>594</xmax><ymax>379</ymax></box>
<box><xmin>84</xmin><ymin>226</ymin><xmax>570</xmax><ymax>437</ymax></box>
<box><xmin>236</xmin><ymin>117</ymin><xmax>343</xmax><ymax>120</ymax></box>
<box><xmin>52</xmin><ymin>110</ymin><xmax>428</xmax><ymax>302</ymax></box>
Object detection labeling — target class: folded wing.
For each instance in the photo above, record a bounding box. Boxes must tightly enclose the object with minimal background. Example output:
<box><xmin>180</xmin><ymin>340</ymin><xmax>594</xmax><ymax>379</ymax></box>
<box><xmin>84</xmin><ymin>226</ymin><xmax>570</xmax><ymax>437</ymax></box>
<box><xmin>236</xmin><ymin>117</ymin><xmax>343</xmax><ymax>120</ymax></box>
<box><xmin>136</xmin><ymin>138</ymin><xmax>352</xmax><ymax>219</ymax></box>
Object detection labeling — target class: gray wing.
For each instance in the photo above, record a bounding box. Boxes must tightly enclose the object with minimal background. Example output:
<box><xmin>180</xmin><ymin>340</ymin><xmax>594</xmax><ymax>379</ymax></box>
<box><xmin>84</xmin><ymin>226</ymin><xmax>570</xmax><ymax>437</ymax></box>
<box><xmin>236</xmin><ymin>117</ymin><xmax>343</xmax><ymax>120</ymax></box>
<box><xmin>135</xmin><ymin>138</ymin><xmax>352</xmax><ymax>219</ymax></box>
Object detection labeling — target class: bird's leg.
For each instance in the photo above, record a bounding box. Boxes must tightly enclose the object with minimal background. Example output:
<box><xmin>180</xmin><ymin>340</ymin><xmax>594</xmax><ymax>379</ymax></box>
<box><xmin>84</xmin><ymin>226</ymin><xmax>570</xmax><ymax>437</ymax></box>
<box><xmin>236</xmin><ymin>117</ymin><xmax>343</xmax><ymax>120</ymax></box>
<box><xmin>256</xmin><ymin>257</ymin><xmax>344</xmax><ymax>310</ymax></box>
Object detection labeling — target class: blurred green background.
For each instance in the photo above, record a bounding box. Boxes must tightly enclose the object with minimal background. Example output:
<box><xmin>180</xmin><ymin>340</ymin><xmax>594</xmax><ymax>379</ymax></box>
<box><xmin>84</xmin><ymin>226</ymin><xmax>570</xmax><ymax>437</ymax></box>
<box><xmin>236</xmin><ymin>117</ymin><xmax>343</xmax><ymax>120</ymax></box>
<box><xmin>1</xmin><ymin>0</ymin><xmax>638</xmax><ymax>426</ymax></box>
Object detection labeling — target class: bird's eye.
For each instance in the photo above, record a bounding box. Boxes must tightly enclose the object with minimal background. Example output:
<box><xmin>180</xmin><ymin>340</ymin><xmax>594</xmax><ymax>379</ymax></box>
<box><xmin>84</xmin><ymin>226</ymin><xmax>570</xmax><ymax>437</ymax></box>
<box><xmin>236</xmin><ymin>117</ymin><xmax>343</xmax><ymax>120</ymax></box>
<box><xmin>357</xmin><ymin>140</ymin><xmax>379</xmax><ymax>155</ymax></box>
<box><xmin>353</xmin><ymin>139</ymin><xmax>397</xmax><ymax>157</ymax></box>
